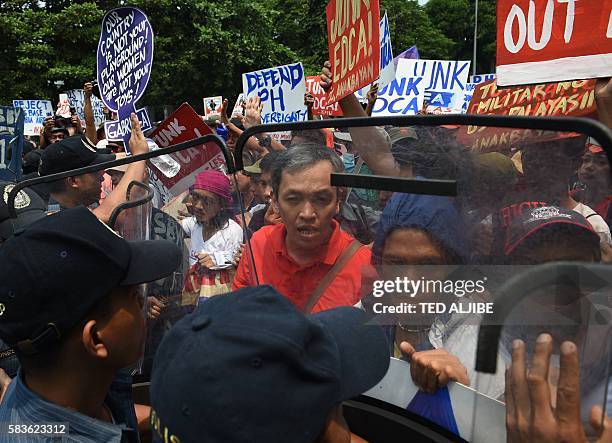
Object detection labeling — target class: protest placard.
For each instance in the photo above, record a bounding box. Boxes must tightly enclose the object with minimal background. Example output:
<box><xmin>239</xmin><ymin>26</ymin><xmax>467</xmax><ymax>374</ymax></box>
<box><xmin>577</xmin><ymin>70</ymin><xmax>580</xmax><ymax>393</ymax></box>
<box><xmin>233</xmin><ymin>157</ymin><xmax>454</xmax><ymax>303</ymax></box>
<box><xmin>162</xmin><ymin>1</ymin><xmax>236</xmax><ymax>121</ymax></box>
<box><xmin>0</xmin><ymin>106</ymin><xmax>25</xmax><ymax>181</ymax></box>
<box><xmin>393</xmin><ymin>45</ymin><xmax>419</xmax><ymax>68</ymax></box>
<box><xmin>361</xmin><ymin>58</ymin><xmax>425</xmax><ymax>116</ymax></box>
<box><xmin>12</xmin><ymin>100</ymin><xmax>53</xmax><ymax>136</ymax></box>
<box><xmin>401</xmin><ymin>59</ymin><xmax>471</xmax><ymax>113</ymax></box>
<box><xmin>66</xmin><ymin>89</ymin><xmax>106</xmax><ymax>129</ymax></box>
<box><xmin>97</xmin><ymin>7</ymin><xmax>154</xmax><ymax>150</ymax></box>
<box><xmin>461</xmin><ymin>83</ymin><xmax>478</xmax><ymax>114</ymax></box>
<box><xmin>242</xmin><ymin>62</ymin><xmax>308</xmax><ymax>124</ymax></box>
<box><xmin>306</xmin><ymin>76</ymin><xmax>343</xmax><ymax>117</ymax></box>
<box><xmin>148</xmin><ymin>103</ymin><xmax>223</xmax><ymax>205</ymax></box>
<box><xmin>326</xmin><ymin>0</ymin><xmax>380</xmax><ymax>104</ymax></box>
<box><xmin>231</xmin><ymin>93</ymin><xmax>246</xmax><ymax>117</ymax></box>
<box><xmin>203</xmin><ymin>96</ymin><xmax>223</xmax><ymax>118</ymax></box>
<box><xmin>470</xmin><ymin>73</ymin><xmax>495</xmax><ymax>84</ymax></box>
<box><xmin>497</xmin><ymin>0</ymin><xmax>612</xmax><ymax>86</ymax></box>
<box><xmin>460</xmin><ymin>79</ymin><xmax>597</xmax><ymax>151</ymax></box>
<box><xmin>56</xmin><ymin>94</ymin><xmax>71</xmax><ymax>118</ymax></box>
<box><xmin>378</xmin><ymin>12</ymin><xmax>394</xmax><ymax>87</ymax></box>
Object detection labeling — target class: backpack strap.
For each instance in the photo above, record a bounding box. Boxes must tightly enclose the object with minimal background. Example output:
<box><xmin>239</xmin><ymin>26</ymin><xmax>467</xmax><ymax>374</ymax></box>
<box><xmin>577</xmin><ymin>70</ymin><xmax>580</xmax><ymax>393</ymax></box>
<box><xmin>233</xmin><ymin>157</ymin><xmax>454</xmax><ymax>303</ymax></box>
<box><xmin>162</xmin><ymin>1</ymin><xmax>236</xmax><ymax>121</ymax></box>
<box><xmin>303</xmin><ymin>240</ymin><xmax>362</xmax><ymax>314</ymax></box>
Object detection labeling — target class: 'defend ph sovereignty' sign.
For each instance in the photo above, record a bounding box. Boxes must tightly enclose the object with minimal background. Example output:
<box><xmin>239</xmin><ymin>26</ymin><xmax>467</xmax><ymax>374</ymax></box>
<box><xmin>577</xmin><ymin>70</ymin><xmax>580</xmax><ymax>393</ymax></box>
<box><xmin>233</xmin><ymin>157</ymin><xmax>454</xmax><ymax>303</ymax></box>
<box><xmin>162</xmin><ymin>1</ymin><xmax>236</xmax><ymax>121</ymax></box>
<box><xmin>0</xmin><ymin>106</ymin><xmax>25</xmax><ymax>181</ymax></box>
<box><xmin>97</xmin><ymin>7</ymin><xmax>154</xmax><ymax>150</ymax></box>
<box><xmin>497</xmin><ymin>0</ymin><xmax>612</xmax><ymax>86</ymax></box>
<box><xmin>242</xmin><ymin>63</ymin><xmax>308</xmax><ymax>124</ymax></box>
<box><xmin>326</xmin><ymin>0</ymin><xmax>380</xmax><ymax>104</ymax></box>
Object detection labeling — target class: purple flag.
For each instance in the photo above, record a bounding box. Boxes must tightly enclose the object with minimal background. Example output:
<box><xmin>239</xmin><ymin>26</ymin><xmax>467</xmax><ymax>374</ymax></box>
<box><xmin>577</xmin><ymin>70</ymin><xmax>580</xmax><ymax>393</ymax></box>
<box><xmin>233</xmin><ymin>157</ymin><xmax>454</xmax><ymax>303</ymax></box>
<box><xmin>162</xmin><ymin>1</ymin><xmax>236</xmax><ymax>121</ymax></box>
<box><xmin>393</xmin><ymin>45</ymin><xmax>420</xmax><ymax>68</ymax></box>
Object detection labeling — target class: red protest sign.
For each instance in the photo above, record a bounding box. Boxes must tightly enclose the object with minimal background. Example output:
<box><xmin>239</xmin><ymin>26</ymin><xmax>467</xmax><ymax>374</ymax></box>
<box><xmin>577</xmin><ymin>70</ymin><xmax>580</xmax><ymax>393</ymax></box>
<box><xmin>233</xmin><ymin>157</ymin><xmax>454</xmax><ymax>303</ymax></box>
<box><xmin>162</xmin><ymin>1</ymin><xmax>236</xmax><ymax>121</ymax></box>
<box><xmin>326</xmin><ymin>0</ymin><xmax>380</xmax><ymax>104</ymax></box>
<box><xmin>460</xmin><ymin>79</ymin><xmax>597</xmax><ymax>151</ymax></box>
<box><xmin>149</xmin><ymin>103</ymin><xmax>225</xmax><ymax>197</ymax></box>
<box><xmin>496</xmin><ymin>0</ymin><xmax>612</xmax><ymax>86</ymax></box>
<box><xmin>306</xmin><ymin>76</ymin><xmax>343</xmax><ymax>116</ymax></box>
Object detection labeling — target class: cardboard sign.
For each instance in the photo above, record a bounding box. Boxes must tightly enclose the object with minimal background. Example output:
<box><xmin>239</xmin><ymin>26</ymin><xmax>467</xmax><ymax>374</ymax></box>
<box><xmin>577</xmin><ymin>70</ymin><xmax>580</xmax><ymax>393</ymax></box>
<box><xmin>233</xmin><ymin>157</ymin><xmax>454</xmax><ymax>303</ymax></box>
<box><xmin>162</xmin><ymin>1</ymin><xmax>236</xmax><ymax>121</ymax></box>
<box><xmin>470</xmin><ymin>73</ymin><xmax>496</xmax><ymax>84</ymax></box>
<box><xmin>326</xmin><ymin>0</ymin><xmax>380</xmax><ymax>103</ymax></box>
<box><xmin>12</xmin><ymin>100</ymin><xmax>53</xmax><ymax>136</ymax></box>
<box><xmin>461</xmin><ymin>79</ymin><xmax>596</xmax><ymax>151</ymax></box>
<box><xmin>242</xmin><ymin>62</ymin><xmax>308</xmax><ymax>124</ymax></box>
<box><xmin>148</xmin><ymin>103</ymin><xmax>224</xmax><ymax>202</ymax></box>
<box><xmin>231</xmin><ymin>93</ymin><xmax>245</xmax><ymax>117</ymax></box>
<box><xmin>365</xmin><ymin>58</ymin><xmax>426</xmax><ymax>116</ymax></box>
<box><xmin>66</xmin><ymin>89</ymin><xmax>106</xmax><ymax>129</ymax></box>
<box><xmin>0</xmin><ymin>106</ymin><xmax>25</xmax><ymax>181</ymax></box>
<box><xmin>378</xmin><ymin>12</ymin><xmax>395</xmax><ymax>87</ymax></box>
<box><xmin>402</xmin><ymin>59</ymin><xmax>471</xmax><ymax>113</ymax></box>
<box><xmin>497</xmin><ymin>0</ymin><xmax>612</xmax><ymax>86</ymax></box>
<box><xmin>56</xmin><ymin>94</ymin><xmax>71</xmax><ymax>118</ymax></box>
<box><xmin>365</xmin><ymin>358</ymin><xmax>506</xmax><ymax>443</ymax></box>
<box><xmin>461</xmin><ymin>83</ymin><xmax>478</xmax><ymax>114</ymax></box>
<box><xmin>203</xmin><ymin>96</ymin><xmax>223</xmax><ymax>118</ymax></box>
<box><xmin>306</xmin><ymin>76</ymin><xmax>343</xmax><ymax>116</ymax></box>
<box><xmin>97</xmin><ymin>7</ymin><xmax>154</xmax><ymax>149</ymax></box>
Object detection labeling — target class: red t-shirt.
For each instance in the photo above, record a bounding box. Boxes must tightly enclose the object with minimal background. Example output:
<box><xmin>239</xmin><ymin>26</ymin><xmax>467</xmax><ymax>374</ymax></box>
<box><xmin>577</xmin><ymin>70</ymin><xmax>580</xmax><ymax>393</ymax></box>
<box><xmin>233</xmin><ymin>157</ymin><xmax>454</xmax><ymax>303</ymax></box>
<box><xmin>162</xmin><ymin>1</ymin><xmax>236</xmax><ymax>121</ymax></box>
<box><xmin>232</xmin><ymin>220</ymin><xmax>371</xmax><ymax>313</ymax></box>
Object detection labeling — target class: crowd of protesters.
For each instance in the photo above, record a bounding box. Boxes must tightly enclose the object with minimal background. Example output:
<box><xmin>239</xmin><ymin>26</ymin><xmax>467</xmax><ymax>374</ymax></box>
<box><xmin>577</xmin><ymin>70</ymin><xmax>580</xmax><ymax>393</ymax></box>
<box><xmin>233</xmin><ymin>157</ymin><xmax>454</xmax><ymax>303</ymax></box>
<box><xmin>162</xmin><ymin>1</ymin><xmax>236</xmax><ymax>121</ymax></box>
<box><xmin>0</xmin><ymin>64</ymin><xmax>611</xmax><ymax>443</ymax></box>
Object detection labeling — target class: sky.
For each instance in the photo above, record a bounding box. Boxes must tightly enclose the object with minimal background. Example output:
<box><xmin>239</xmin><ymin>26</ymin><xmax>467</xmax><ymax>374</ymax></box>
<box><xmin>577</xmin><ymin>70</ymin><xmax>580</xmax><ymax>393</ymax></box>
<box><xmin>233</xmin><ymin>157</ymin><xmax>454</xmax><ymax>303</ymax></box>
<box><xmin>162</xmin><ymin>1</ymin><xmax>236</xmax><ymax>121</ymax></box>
<box><xmin>418</xmin><ymin>0</ymin><xmax>429</xmax><ymax>4</ymax></box>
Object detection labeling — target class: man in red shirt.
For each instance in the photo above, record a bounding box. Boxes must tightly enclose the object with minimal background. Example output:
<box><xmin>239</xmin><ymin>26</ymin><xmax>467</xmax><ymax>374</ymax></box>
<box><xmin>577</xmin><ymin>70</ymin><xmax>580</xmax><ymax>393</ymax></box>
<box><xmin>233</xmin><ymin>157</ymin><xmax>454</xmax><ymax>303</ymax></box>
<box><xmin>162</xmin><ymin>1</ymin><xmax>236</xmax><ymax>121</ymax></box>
<box><xmin>233</xmin><ymin>144</ymin><xmax>371</xmax><ymax>313</ymax></box>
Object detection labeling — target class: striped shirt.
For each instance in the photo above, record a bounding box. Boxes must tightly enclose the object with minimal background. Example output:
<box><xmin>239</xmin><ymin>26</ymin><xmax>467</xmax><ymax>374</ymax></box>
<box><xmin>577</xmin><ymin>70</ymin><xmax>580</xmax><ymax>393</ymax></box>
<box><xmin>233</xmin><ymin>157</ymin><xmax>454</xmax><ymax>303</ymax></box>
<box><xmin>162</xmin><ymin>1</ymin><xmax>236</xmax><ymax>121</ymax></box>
<box><xmin>0</xmin><ymin>370</ymin><xmax>138</xmax><ymax>442</ymax></box>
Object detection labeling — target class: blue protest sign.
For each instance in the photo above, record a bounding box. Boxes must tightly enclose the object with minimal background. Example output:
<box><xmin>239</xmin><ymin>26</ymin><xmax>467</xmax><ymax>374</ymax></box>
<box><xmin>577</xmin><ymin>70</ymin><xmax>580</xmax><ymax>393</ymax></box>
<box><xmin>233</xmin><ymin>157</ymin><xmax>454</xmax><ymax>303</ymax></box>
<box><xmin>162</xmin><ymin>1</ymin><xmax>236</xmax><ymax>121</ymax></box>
<box><xmin>11</xmin><ymin>100</ymin><xmax>53</xmax><ymax>136</ymax></box>
<box><xmin>378</xmin><ymin>13</ymin><xmax>395</xmax><ymax>87</ymax></box>
<box><xmin>242</xmin><ymin>63</ymin><xmax>308</xmax><ymax>124</ymax></box>
<box><xmin>461</xmin><ymin>83</ymin><xmax>478</xmax><ymax>114</ymax></box>
<box><xmin>0</xmin><ymin>107</ymin><xmax>25</xmax><ymax>181</ymax></box>
<box><xmin>97</xmin><ymin>7</ymin><xmax>154</xmax><ymax>150</ymax></box>
<box><xmin>404</xmin><ymin>59</ymin><xmax>471</xmax><ymax>113</ymax></box>
<box><xmin>66</xmin><ymin>89</ymin><xmax>106</xmax><ymax>129</ymax></box>
<box><xmin>365</xmin><ymin>59</ymin><xmax>425</xmax><ymax>116</ymax></box>
<box><xmin>469</xmin><ymin>73</ymin><xmax>496</xmax><ymax>84</ymax></box>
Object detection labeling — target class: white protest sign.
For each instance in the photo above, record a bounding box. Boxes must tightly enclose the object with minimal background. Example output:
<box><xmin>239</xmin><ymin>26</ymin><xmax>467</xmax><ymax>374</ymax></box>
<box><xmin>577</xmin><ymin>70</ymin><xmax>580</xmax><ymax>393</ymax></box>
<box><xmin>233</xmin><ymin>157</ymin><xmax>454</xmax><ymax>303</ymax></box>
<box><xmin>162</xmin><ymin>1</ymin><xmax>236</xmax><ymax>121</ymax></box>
<box><xmin>460</xmin><ymin>83</ymin><xmax>478</xmax><ymax>114</ymax></box>
<box><xmin>203</xmin><ymin>96</ymin><xmax>223</xmax><ymax>117</ymax></box>
<box><xmin>56</xmin><ymin>94</ymin><xmax>71</xmax><ymax>118</ymax></box>
<box><xmin>231</xmin><ymin>93</ymin><xmax>245</xmax><ymax>117</ymax></box>
<box><xmin>402</xmin><ymin>59</ymin><xmax>471</xmax><ymax>113</ymax></box>
<box><xmin>66</xmin><ymin>89</ymin><xmax>106</xmax><ymax>129</ymax></box>
<box><xmin>356</xmin><ymin>58</ymin><xmax>425</xmax><ymax>116</ymax></box>
<box><xmin>378</xmin><ymin>12</ymin><xmax>395</xmax><ymax>87</ymax></box>
<box><xmin>470</xmin><ymin>73</ymin><xmax>495</xmax><ymax>84</ymax></box>
<box><xmin>242</xmin><ymin>62</ymin><xmax>308</xmax><ymax>124</ymax></box>
<box><xmin>12</xmin><ymin>100</ymin><xmax>54</xmax><ymax>136</ymax></box>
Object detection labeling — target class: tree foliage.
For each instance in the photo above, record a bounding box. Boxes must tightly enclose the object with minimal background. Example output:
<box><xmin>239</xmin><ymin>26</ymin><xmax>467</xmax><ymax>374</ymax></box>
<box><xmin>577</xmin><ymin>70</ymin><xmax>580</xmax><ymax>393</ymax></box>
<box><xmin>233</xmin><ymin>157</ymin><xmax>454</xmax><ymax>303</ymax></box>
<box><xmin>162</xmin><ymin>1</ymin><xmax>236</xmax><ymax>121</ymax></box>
<box><xmin>0</xmin><ymin>0</ymin><xmax>496</xmax><ymax>112</ymax></box>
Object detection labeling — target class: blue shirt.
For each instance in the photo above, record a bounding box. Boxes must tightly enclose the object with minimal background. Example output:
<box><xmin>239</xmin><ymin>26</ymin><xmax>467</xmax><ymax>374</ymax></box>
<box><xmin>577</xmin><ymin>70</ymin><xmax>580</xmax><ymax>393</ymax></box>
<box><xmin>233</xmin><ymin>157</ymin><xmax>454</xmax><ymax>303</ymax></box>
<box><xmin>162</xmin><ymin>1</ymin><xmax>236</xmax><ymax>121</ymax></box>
<box><xmin>0</xmin><ymin>369</ymin><xmax>139</xmax><ymax>442</ymax></box>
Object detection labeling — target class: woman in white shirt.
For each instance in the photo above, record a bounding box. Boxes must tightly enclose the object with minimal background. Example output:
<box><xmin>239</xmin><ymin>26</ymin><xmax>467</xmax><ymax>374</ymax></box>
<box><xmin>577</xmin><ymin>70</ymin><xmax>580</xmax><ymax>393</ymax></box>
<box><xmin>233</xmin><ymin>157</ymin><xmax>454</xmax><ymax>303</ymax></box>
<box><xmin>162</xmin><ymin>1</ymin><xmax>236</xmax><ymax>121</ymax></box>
<box><xmin>181</xmin><ymin>170</ymin><xmax>243</xmax><ymax>300</ymax></box>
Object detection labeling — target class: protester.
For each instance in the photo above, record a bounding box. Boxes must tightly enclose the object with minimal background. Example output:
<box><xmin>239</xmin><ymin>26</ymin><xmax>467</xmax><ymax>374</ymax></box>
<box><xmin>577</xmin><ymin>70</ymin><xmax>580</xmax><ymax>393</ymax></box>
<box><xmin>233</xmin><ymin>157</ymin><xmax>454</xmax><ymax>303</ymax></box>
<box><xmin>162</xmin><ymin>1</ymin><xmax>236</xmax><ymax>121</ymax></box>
<box><xmin>233</xmin><ymin>144</ymin><xmax>371</xmax><ymax>313</ymax></box>
<box><xmin>40</xmin><ymin>113</ymin><xmax>148</xmax><ymax>224</ymax></box>
<box><xmin>574</xmin><ymin>141</ymin><xmax>612</xmax><ymax>225</ymax></box>
<box><xmin>149</xmin><ymin>285</ymin><xmax>390</xmax><ymax>443</ymax></box>
<box><xmin>247</xmin><ymin>151</ymin><xmax>283</xmax><ymax>233</ymax></box>
<box><xmin>0</xmin><ymin>207</ymin><xmax>181</xmax><ymax>441</ymax></box>
<box><xmin>181</xmin><ymin>169</ymin><xmax>243</xmax><ymax>301</ymax></box>
<box><xmin>506</xmin><ymin>334</ymin><xmax>611</xmax><ymax>443</ymax></box>
<box><xmin>368</xmin><ymin>192</ymin><xmax>478</xmax><ymax>399</ymax></box>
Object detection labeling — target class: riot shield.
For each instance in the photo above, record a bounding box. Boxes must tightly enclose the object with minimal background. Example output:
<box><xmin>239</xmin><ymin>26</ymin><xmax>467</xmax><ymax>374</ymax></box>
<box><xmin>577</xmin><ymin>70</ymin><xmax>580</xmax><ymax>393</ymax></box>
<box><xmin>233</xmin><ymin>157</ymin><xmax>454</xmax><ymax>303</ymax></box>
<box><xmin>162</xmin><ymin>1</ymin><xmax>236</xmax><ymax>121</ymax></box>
<box><xmin>233</xmin><ymin>115</ymin><xmax>612</xmax><ymax>442</ymax></box>
<box><xmin>6</xmin><ymin>131</ymin><xmax>257</xmax><ymax>380</ymax></box>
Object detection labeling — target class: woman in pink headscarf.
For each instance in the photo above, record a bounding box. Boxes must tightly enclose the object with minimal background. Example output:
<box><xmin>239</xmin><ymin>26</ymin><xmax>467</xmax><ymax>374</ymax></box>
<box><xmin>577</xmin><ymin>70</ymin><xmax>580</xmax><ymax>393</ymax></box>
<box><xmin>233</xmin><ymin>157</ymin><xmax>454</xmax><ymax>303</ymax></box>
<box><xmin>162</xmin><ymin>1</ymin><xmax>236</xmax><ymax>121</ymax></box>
<box><xmin>181</xmin><ymin>170</ymin><xmax>243</xmax><ymax>301</ymax></box>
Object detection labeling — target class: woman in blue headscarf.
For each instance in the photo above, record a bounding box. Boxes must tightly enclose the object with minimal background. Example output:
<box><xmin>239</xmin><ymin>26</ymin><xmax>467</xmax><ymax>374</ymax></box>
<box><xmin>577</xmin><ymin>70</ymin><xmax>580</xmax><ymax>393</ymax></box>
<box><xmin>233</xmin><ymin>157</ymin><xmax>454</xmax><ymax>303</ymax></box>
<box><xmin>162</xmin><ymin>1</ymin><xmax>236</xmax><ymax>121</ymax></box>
<box><xmin>367</xmin><ymin>191</ymin><xmax>505</xmax><ymax>434</ymax></box>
